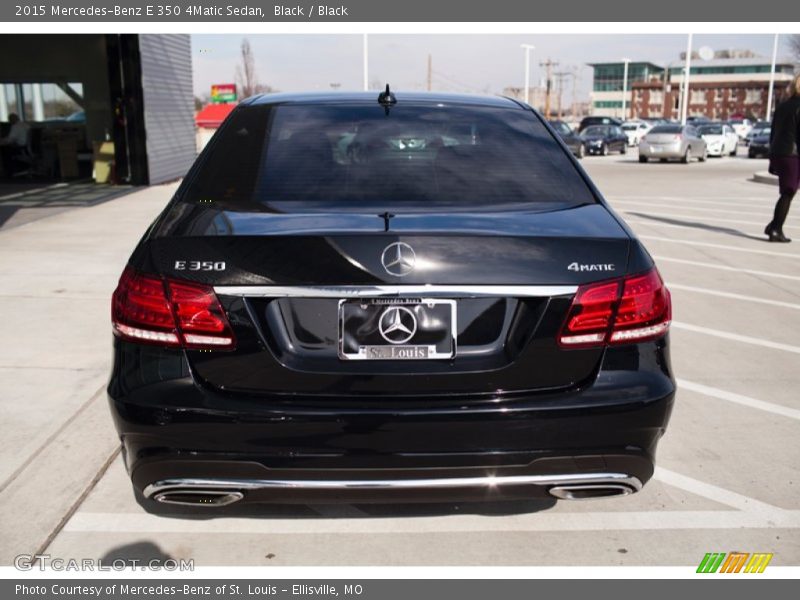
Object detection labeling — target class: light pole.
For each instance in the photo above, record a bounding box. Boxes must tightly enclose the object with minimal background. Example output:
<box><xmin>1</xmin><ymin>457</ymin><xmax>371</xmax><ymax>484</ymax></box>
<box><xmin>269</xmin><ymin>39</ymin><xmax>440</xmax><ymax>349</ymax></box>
<box><xmin>521</xmin><ymin>44</ymin><xmax>535</xmax><ymax>105</ymax></box>
<box><xmin>766</xmin><ymin>33</ymin><xmax>779</xmax><ymax>121</ymax></box>
<box><xmin>621</xmin><ymin>58</ymin><xmax>631</xmax><ymax>121</ymax></box>
<box><xmin>363</xmin><ymin>34</ymin><xmax>368</xmax><ymax>91</ymax></box>
<box><xmin>680</xmin><ymin>33</ymin><xmax>693</xmax><ymax>125</ymax></box>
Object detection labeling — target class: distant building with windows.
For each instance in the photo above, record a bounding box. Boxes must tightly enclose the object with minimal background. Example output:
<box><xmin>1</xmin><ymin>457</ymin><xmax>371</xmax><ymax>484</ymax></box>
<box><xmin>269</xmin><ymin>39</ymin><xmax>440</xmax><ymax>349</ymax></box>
<box><xmin>588</xmin><ymin>62</ymin><xmax>664</xmax><ymax>118</ymax></box>
<box><xmin>590</xmin><ymin>52</ymin><xmax>797</xmax><ymax>121</ymax></box>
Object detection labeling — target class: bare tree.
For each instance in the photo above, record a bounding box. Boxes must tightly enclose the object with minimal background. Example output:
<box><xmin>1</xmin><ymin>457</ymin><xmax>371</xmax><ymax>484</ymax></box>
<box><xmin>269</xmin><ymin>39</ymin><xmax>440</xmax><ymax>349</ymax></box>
<box><xmin>236</xmin><ymin>38</ymin><xmax>258</xmax><ymax>98</ymax></box>
<box><xmin>790</xmin><ymin>34</ymin><xmax>800</xmax><ymax>65</ymax></box>
<box><xmin>235</xmin><ymin>39</ymin><xmax>276</xmax><ymax>97</ymax></box>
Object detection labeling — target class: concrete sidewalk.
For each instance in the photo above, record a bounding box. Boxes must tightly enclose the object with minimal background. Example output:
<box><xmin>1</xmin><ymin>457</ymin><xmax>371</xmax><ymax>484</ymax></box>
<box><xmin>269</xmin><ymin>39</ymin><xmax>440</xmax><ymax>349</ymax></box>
<box><xmin>0</xmin><ymin>183</ymin><xmax>176</xmax><ymax>564</ymax></box>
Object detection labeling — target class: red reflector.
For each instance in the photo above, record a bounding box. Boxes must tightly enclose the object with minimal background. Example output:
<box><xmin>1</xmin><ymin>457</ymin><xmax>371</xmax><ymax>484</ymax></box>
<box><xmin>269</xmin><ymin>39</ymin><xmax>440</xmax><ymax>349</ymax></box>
<box><xmin>558</xmin><ymin>268</ymin><xmax>671</xmax><ymax>349</ymax></box>
<box><xmin>112</xmin><ymin>266</ymin><xmax>235</xmax><ymax>350</ymax></box>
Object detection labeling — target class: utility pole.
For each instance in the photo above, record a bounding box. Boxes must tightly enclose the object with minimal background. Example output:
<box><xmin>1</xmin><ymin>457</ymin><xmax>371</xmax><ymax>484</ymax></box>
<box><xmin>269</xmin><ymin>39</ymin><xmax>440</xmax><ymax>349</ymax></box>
<box><xmin>540</xmin><ymin>58</ymin><xmax>559</xmax><ymax>118</ymax></box>
<box><xmin>554</xmin><ymin>71</ymin><xmax>571</xmax><ymax>119</ymax></box>
<box><xmin>570</xmin><ymin>66</ymin><xmax>579</xmax><ymax>119</ymax></box>
<box><xmin>427</xmin><ymin>54</ymin><xmax>432</xmax><ymax>92</ymax></box>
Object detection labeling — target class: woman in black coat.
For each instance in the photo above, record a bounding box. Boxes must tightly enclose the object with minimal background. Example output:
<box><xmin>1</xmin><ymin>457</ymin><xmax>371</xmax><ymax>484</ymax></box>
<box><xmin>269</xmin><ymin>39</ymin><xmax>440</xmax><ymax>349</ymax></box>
<box><xmin>766</xmin><ymin>73</ymin><xmax>800</xmax><ymax>243</ymax></box>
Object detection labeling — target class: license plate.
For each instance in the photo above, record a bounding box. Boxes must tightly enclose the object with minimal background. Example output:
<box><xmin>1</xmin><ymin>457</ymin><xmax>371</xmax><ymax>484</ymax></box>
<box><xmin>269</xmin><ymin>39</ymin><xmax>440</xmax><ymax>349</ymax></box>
<box><xmin>338</xmin><ymin>298</ymin><xmax>456</xmax><ymax>360</ymax></box>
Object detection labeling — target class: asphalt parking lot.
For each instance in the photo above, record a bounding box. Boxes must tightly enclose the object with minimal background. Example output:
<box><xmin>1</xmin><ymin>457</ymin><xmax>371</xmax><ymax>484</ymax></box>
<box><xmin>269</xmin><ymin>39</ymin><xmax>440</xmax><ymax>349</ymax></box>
<box><xmin>1</xmin><ymin>148</ymin><xmax>798</xmax><ymax>567</ymax></box>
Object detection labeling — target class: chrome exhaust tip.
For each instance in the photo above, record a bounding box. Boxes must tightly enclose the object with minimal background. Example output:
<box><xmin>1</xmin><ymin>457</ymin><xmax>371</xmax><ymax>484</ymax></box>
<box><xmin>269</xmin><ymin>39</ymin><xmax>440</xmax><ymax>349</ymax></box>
<box><xmin>548</xmin><ymin>484</ymin><xmax>636</xmax><ymax>500</ymax></box>
<box><xmin>152</xmin><ymin>489</ymin><xmax>244</xmax><ymax>507</ymax></box>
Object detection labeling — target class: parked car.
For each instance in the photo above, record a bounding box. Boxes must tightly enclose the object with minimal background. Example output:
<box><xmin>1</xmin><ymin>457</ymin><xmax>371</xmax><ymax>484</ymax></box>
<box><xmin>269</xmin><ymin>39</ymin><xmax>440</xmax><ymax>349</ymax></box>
<box><xmin>744</xmin><ymin>121</ymin><xmax>771</xmax><ymax>146</ymax></box>
<box><xmin>108</xmin><ymin>91</ymin><xmax>674</xmax><ymax>508</ymax></box>
<box><xmin>580</xmin><ymin>124</ymin><xmax>628</xmax><ymax>155</ymax></box>
<box><xmin>748</xmin><ymin>127</ymin><xmax>771</xmax><ymax>158</ymax></box>
<box><xmin>729</xmin><ymin>118</ymin><xmax>753</xmax><ymax>141</ymax></box>
<box><xmin>577</xmin><ymin>115</ymin><xmax>622</xmax><ymax>133</ymax></box>
<box><xmin>638</xmin><ymin>124</ymin><xmax>707</xmax><ymax>163</ymax></box>
<box><xmin>549</xmin><ymin>119</ymin><xmax>585</xmax><ymax>158</ymax></box>
<box><xmin>697</xmin><ymin>123</ymin><xmax>738</xmax><ymax>157</ymax></box>
<box><xmin>622</xmin><ymin>120</ymin><xmax>652</xmax><ymax>146</ymax></box>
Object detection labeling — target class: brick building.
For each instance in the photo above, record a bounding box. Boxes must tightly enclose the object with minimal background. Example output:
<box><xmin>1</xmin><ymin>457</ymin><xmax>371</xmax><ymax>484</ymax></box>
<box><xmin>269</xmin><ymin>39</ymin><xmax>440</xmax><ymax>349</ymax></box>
<box><xmin>590</xmin><ymin>54</ymin><xmax>796</xmax><ymax>121</ymax></box>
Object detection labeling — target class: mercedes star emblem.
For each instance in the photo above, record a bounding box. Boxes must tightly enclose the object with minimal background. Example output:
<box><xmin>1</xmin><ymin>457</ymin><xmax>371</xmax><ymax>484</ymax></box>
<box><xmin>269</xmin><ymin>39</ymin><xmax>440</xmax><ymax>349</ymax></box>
<box><xmin>378</xmin><ymin>306</ymin><xmax>417</xmax><ymax>345</ymax></box>
<box><xmin>381</xmin><ymin>242</ymin><xmax>416</xmax><ymax>277</ymax></box>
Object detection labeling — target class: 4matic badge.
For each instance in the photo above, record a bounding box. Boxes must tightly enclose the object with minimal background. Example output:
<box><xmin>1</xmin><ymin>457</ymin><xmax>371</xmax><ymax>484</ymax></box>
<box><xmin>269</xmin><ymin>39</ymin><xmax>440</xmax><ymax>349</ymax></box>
<box><xmin>567</xmin><ymin>262</ymin><xmax>616</xmax><ymax>272</ymax></box>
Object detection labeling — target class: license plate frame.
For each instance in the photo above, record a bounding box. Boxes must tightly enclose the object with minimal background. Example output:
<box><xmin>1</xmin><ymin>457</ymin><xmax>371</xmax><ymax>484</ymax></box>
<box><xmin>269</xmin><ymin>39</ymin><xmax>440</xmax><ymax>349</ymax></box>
<box><xmin>338</xmin><ymin>298</ymin><xmax>457</xmax><ymax>361</ymax></box>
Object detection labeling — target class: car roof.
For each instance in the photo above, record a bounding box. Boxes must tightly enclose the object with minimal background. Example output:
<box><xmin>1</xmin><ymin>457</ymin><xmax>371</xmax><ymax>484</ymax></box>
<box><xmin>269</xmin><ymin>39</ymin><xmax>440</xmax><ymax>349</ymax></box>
<box><xmin>242</xmin><ymin>91</ymin><xmax>523</xmax><ymax>109</ymax></box>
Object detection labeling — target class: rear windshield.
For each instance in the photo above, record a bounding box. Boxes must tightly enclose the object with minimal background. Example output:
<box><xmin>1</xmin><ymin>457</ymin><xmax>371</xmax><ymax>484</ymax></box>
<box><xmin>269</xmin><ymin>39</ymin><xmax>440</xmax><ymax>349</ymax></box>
<box><xmin>583</xmin><ymin>126</ymin><xmax>612</xmax><ymax>136</ymax></box>
<box><xmin>178</xmin><ymin>103</ymin><xmax>595</xmax><ymax>213</ymax></box>
<box><xmin>698</xmin><ymin>125</ymin><xmax>723</xmax><ymax>135</ymax></box>
<box><xmin>650</xmin><ymin>125</ymin><xmax>682</xmax><ymax>134</ymax></box>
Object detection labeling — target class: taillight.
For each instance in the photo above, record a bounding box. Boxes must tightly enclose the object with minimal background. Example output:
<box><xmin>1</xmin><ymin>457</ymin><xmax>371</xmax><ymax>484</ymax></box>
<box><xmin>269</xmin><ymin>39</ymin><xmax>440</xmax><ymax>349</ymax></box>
<box><xmin>112</xmin><ymin>266</ymin><xmax>235</xmax><ymax>350</ymax></box>
<box><xmin>674</xmin><ymin>134</ymin><xmax>683</xmax><ymax>141</ymax></box>
<box><xmin>559</xmin><ymin>268</ymin><xmax>671</xmax><ymax>349</ymax></box>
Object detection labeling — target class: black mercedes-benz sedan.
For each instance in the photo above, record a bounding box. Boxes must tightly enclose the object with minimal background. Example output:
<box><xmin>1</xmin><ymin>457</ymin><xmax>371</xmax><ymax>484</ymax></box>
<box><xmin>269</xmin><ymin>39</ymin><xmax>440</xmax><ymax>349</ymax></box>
<box><xmin>108</xmin><ymin>90</ymin><xmax>674</xmax><ymax>509</ymax></box>
<box><xmin>580</xmin><ymin>125</ymin><xmax>628</xmax><ymax>156</ymax></box>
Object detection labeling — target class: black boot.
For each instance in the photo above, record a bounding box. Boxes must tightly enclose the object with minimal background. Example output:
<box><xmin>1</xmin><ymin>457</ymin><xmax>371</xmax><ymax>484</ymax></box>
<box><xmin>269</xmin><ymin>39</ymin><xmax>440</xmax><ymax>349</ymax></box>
<box><xmin>767</xmin><ymin>192</ymin><xmax>795</xmax><ymax>242</ymax></box>
<box><xmin>766</xmin><ymin>228</ymin><xmax>792</xmax><ymax>243</ymax></box>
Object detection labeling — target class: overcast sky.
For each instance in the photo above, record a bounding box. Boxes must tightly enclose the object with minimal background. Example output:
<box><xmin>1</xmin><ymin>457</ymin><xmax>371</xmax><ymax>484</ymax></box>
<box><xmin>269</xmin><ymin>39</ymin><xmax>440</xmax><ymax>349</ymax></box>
<box><xmin>191</xmin><ymin>34</ymin><xmax>796</xmax><ymax>101</ymax></box>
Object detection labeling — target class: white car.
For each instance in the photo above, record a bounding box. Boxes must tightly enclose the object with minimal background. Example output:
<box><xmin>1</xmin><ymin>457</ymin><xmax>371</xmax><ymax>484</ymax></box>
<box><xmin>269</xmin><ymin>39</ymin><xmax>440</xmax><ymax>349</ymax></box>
<box><xmin>697</xmin><ymin>123</ymin><xmax>739</xmax><ymax>157</ymax></box>
<box><xmin>622</xmin><ymin>121</ymin><xmax>652</xmax><ymax>146</ymax></box>
<box><xmin>729</xmin><ymin>118</ymin><xmax>753</xmax><ymax>141</ymax></box>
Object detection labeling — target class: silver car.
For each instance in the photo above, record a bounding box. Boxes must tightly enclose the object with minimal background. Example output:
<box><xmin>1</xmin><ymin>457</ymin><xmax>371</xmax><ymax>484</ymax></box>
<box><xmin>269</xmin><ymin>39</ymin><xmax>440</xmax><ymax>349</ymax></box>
<box><xmin>638</xmin><ymin>124</ymin><xmax>707</xmax><ymax>163</ymax></box>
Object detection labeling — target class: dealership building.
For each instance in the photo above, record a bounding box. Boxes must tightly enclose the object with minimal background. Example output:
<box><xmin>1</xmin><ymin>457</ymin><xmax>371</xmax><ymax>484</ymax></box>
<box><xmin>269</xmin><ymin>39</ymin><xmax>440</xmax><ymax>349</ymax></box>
<box><xmin>0</xmin><ymin>34</ymin><xmax>196</xmax><ymax>185</ymax></box>
<box><xmin>589</xmin><ymin>52</ymin><xmax>796</xmax><ymax>121</ymax></box>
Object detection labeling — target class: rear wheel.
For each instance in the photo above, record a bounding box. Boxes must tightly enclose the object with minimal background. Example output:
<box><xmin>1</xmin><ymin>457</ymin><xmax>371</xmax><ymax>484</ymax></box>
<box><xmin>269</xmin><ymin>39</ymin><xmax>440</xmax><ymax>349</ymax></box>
<box><xmin>638</xmin><ymin>155</ymin><xmax>648</xmax><ymax>163</ymax></box>
<box><xmin>621</xmin><ymin>143</ymin><xmax>627</xmax><ymax>155</ymax></box>
<box><xmin>681</xmin><ymin>147</ymin><xmax>692</xmax><ymax>164</ymax></box>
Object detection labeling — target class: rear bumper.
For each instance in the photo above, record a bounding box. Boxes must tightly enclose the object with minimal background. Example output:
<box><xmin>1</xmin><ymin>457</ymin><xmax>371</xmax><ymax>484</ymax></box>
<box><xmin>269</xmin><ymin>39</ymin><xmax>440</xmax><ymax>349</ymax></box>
<box><xmin>638</xmin><ymin>145</ymin><xmax>684</xmax><ymax>159</ymax></box>
<box><xmin>108</xmin><ymin>339</ymin><xmax>675</xmax><ymax>504</ymax></box>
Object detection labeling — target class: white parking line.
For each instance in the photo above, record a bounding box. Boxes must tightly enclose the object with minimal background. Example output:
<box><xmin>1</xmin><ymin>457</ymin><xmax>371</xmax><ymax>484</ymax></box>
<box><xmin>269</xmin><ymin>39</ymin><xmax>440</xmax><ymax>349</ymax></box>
<box><xmin>652</xmin><ymin>467</ymin><xmax>789</xmax><ymax>515</ymax></box>
<box><xmin>667</xmin><ymin>283</ymin><xmax>800</xmax><ymax>311</ymax></box>
<box><xmin>611</xmin><ymin>199</ymin><xmax>799</xmax><ymax>221</ymax></box>
<box><xmin>652</xmin><ymin>255</ymin><xmax>800</xmax><ymax>282</ymax></box>
<box><xmin>611</xmin><ymin>197</ymin><xmax>776</xmax><ymax>210</ymax></box>
<box><xmin>624</xmin><ymin>209</ymin><xmax>796</xmax><ymax>229</ymax></box>
<box><xmin>612</xmin><ymin>195</ymin><xmax>773</xmax><ymax>203</ymax></box>
<box><xmin>61</xmin><ymin>507</ymin><xmax>800</xmax><ymax>535</ymax></box>
<box><xmin>676</xmin><ymin>379</ymin><xmax>800</xmax><ymax>421</ymax></box>
<box><xmin>635</xmin><ymin>234</ymin><xmax>800</xmax><ymax>259</ymax></box>
<box><xmin>672</xmin><ymin>321</ymin><xmax>800</xmax><ymax>355</ymax></box>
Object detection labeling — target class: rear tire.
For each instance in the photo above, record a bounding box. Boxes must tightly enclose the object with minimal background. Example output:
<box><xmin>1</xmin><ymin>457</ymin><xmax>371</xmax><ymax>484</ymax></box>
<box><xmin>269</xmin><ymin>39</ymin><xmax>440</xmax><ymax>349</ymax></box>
<box><xmin>682</xmin><ymin>147</ymin><xmax>692</xmax><ymax>164</ymax></box>
<box><xmin>639</xmin><ymin>155</ymin><xmax>648</xmax><ymax>163</ymax></box>
<box><xmin>621</xmin><ymin>144</ymin><xmax>627</xmax><ymax>155</ymax></box>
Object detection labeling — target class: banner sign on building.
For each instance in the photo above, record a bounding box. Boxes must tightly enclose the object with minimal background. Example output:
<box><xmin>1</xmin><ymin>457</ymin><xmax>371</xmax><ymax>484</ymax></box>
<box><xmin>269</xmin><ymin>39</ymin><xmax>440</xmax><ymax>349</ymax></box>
<box><xmin>211</xmin><ymin>83</ymin><xmax>237</xmax><ymax>103</ymax></box>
